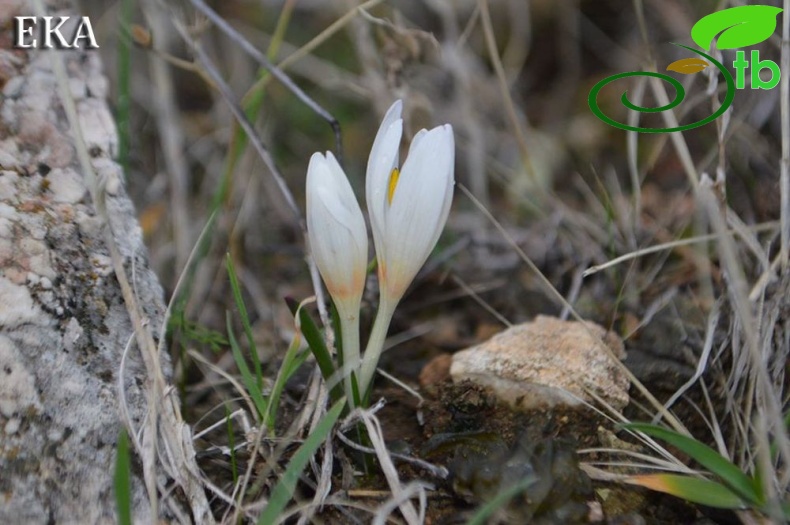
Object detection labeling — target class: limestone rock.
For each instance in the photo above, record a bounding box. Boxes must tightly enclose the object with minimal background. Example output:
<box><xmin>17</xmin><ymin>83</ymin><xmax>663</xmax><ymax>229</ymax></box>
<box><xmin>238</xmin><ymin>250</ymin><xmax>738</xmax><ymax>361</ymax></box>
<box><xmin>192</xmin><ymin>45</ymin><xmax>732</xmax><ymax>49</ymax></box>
<box><xmin>0</xmin><ymin>1</ymin><xmax>198</xmax><ymax>522</ymax></box>
<box><xmin>450</xmin><ymin>315</ymin><xmax>630</xmax><ymax>411</ymax></box>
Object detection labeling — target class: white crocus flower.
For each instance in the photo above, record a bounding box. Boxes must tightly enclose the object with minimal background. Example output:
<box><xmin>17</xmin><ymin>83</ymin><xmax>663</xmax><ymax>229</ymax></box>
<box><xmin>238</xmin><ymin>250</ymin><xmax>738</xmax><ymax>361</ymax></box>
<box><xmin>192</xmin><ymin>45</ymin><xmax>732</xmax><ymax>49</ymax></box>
<box><xmin>306</xmin><ymin>151</ymin><xmax>368</xmax><ymax>403</ymax></box>
<box><xmin>359</xmin><ymin>100</ymin><xmax>455</xmax><ymax>395</ymax></box>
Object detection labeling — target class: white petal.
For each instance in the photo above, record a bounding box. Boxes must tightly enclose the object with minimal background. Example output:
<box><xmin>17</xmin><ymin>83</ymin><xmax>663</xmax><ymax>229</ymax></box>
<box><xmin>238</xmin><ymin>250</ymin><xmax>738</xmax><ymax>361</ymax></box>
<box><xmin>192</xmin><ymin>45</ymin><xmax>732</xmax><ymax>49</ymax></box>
<box><xmin>405</xmin><ymin>128</ymin><xmax>428</xmax><ymax>159</ymax></box>
<box><xmin>426</xmin><ymin>126</ymin><xmax>455</xmax><ymax>251</ymax></box>
<box><xmin>382</xmin><ymin>125</ymin><xmax>454</xmax><ymax>299</ymax></box>
<box><xmin>365</xmin><ymin>101</ymin><xmax>403</xmax><ymax>270</ymax></box>
<box><xmin>325</xmin><ymin>151</ymin><xmax>367</xmax><ymax>240</ymax></box>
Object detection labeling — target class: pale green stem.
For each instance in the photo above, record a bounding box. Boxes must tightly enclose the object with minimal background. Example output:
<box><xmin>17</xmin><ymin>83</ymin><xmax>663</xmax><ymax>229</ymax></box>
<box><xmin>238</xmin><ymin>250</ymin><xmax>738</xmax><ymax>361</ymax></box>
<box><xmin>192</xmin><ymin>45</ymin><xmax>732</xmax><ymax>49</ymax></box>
<box><xmin>358</xmin><ymin>297</ymin><xmax>397</xmax><ymax>398</ymax></box>
<box><xmin>339</xmin><ymin>311</ymin><xmax>361</xmax><ymax>408</ymax></box>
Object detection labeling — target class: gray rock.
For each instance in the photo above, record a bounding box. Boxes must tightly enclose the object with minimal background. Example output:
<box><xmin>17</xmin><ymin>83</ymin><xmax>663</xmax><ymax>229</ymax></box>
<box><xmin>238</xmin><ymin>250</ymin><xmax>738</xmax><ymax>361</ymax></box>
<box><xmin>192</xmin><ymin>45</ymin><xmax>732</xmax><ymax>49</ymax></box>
<box><xmin>0</xmin><ymin>1</ymin><xmax>212</xmax><ymax>522</ymax></box>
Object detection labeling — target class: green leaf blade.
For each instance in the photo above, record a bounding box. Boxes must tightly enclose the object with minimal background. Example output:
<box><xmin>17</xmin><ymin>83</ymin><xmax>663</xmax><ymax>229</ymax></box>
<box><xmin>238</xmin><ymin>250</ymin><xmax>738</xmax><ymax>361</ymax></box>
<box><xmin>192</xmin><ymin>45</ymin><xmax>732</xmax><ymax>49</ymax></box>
<box><xmin>627</xmin><ymin>474</ymin><xmax>748</xmax><ymax>510</ymax></box>
<box><xmin>226</xmin><ymin>254</ymin><xmax>263</xmax><ymax>389</ymax></box>
<box><xmin>257</xmin><ymin>399</ymin><xmax>345</xmax><ymax>525</ymax></box>
<box><xmin>284</xmin><ymin>298</ymin><xmax>341</xmax><ymax>402</ymax></box>
<box><xmin>622</xmin><ymin>423</ymin><xmax>761</xmax><ymax>505</ymax></box>
<box><xmin>691</xmin><ymin>5</ymin><xmax>783</xmax><ymax>50</ymax></box>
<box><xmin>227</xmin><ymin>313</ymin><xmax>268</xmax><ymax>420</ymax></box>
<box><xmin>264</xmin><ymin>334</ymin><xmax>309</xmax><ymax>432</ymax></box>
<box><xmin>114</xmin><ymin>429</ymin><xmax>133</xmax><ymax>525</ymax></box>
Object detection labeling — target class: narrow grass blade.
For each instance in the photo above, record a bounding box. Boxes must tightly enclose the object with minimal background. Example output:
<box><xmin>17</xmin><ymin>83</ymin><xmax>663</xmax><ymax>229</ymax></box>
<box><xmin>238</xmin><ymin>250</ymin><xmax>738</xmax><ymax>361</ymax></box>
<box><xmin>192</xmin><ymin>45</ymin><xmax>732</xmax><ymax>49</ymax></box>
<box><xmin>227</xmin><ymin>312</ymin><xmax>268</xmax><ymax>420</ymax></box>
<box><xmin>284</xmin><ymin>298</ymin><xmax>339</xmax><ymax>401</ymax></box>
<box><xmin>114</xmin><ymin>428</ymin><xmax>133</xmax><ymax>525</ymax></box>
<box><xmin>626</xmin><ymin>474</ymin><xmax>748</xmax><ymax>509</ymax></box>
<box><xmin>226</xmin><ymin>254</ymin><xmax>263</xmax><ymax>389</ymax></box>
<box><xmin>257</xmin><ymin>399</ymin><xmax>345</xmax><ymax>525</ymax></box>
<box><xmin>350</xmin><ymin>373</ymin><xmax>362</xmax><ymax>409</ymax></box>
<box><xmin>622</xmin><ymin>423</ymin><xmax>761</xmax><ymax>504</ymax></box>
<box><xmin>264</xmin><ymin>332</ymin><xmax>309</xmax><ymax>432</ymax></box>
<box><xmin>330</xmin><ymin>300</ymin><xmax>343</xmax><ymax>374</ymax></box>
<box><xmin>283</xmin><ymin>349</ymin><xmax>310</xmax><ymax>379</ymax></box>
<box><xmin>466</xmin><ymin>475</ymin><xmax>536</xmax><ymax>525</ymax></box>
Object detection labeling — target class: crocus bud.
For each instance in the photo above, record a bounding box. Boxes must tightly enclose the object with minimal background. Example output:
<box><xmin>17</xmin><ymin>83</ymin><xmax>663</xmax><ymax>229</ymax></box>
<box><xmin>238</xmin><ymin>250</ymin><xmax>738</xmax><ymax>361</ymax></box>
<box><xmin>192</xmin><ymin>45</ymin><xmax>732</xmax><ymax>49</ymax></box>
<box><xmin>306</xmin><ymin>151</ymin><xmax>368</xmax><ymax>315</ymax></box>
<box><xmin>306</xmin><ymin>151</ymin><xmax>368</xmax><ymax>402</ymax></box>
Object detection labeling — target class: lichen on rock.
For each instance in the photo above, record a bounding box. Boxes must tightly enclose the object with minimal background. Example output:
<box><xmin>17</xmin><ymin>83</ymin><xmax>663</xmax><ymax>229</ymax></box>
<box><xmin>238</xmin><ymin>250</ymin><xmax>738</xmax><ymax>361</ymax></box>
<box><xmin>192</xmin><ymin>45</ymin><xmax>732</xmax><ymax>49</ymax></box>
<box><xmin>0</xmin><ymin>1</ymin><xmax>168</xmax><ymax>522</ymax></box>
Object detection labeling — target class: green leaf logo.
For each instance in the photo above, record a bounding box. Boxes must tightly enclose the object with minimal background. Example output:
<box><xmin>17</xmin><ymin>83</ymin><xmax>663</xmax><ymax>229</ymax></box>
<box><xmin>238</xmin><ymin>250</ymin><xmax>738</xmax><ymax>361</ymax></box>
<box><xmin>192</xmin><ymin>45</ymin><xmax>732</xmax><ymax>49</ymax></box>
<box><xmin>691</xmin><ymin>5</ymin><xmax>783</xmax><ymax>50</ymax></box>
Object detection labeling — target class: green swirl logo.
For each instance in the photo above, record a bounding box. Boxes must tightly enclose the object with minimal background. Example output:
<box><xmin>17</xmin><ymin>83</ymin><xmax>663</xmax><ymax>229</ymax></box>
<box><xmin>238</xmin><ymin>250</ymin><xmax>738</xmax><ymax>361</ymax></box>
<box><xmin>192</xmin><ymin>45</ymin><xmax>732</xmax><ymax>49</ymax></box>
<box><xmin>589</xmin><ymin>5</ymin><xmax>783</xmax><ymax>133</ymax></box>
<box><xmin>588</xmin><ymin>45</ymin><xmax>735</xmax><ymax>133</ymax></box>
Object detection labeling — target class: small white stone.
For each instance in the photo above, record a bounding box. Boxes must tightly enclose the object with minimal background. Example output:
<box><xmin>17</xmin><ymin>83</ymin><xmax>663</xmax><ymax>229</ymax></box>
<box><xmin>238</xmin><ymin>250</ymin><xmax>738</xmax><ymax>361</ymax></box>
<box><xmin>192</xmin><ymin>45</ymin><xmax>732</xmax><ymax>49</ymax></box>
<box><xmin>37</xmin><ymin>290</ymin><xmax>55</xmax><ymax>310</ymax></box>
<box><xmin>48</xmin><ymin>168</ymin><xmax>86</xmax><ymax>204</ymax></box>
<box><xmin>75</xmin><ymin>209</ymin><xmax>102</xmax><ymax>237</ymax></box>
<box><xmin>28</xmin><ymin>220</ymin><xmax>46</xmax><ymax>240</ymax></box>
<box><xmin>69</xmin><ymin>77</ymin><xmax>87</xmax><ymax>100</ymax></box>
<box><xmin>78</xmin><ymin>99</ymin><xmax>118</xmax><ymax>158</ymax></box>
<box><xmin>20</xmin><ymin>237</ymin><xmax>45</xmax><ymax>256</ymax></box>
<box><xmin>29</xmin><ymin>255</ymin><xmax>55</xmax><ymax>280</ymax></box>
<box><xmin>63</xmin><ymin>317</ymin><xmax>83</xmax><ymax>353</ymax></box>
<box><xmin>87</xmin><ymin>75</ymin><xmax>108</xmax><ymax>99</ymax></box>
<box><xmin>3</xmin><ymin>267</ymin><xmax>26</xmax><ymax>285</ymax></box>
<box><xmin>23</xmin><ymin>80</ymin><xmax>52</xmax><ymax>111</ymax></box>
<box><xmin>451</xmin><ymin>315</ymin><xmax>630</xmax><ymax>411</ymax></box>
<box><xmin>0</xmin><ymin>277</ymin><xmax>39</xmax><ymax>328</ymax></box>
<box><xmin>0</xmin><ymin>98</ymin><xmax>16</xmax><ymax>124</ymax></box>
<box><xmin>0</xmin><ymin>148</ymin><xmax>18</xmax><ymax>170</ymax></box>
<box><xmin>20</xmin><ymin>238</ymin><xmax>55</xmax><ymax>280</ymax></box>
<box><xmin>0</xmin><ymin>171</ymin><xmax>18</xmax><ymax>201</ymax></box>
<box><xmin>2</xmin><ymin>76</ymin><xmax>24</xmax><ymax>98</ymax></box>
<box><xmin>105</xmin><ymin>173</ymin><xmax>121</xmax><ymax>196</ymax></box>
<box><xmin>0</xmin><ymin>335</ymin><xmax>42</xmax><ymax>418</ymax></box>
<box><xmin>92</xmin><ymin>157</ymin><xmax>122</xmax><ymax>196</ymax></box>
<box><xmin>4</xmin><ymin>417</ymin><xmax>21</xmax><ymax>435</ymax></box>
<box><xmin>0</xmin><ymin>217</ymin><xmax>11</xmax><ymax>238</ymax></box>
<box><xmin>91</xmin><ymin>254</ymin><xmax>113</xmax><ymax>277</ymax></box>
<box><xmin>0</xmin><ymin>202</ymin><xmax>15</xmax><ymax>219</ymax></box>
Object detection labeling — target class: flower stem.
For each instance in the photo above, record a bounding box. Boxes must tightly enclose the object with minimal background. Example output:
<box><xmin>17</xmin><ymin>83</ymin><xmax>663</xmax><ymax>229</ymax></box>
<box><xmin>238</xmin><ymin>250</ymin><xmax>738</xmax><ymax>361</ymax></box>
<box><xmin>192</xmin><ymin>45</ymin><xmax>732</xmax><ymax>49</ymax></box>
<box><xmin>358</xmin><ymin>299</ymin><xmax>396</xmax><ymax>398</ymax></box>
<box><xmin>339</xmin><ymin>312</ymin><xmax>361</xmax><ymax>408</ymax></box>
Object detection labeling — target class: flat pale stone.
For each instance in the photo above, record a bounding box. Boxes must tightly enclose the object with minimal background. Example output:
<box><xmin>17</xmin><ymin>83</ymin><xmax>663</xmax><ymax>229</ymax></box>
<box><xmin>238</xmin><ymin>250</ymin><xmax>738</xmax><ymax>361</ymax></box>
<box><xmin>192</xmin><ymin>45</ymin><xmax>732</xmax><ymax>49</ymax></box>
<box><xmin>450</xmin><ymin>315</ymin><xmax>630</xmax><ymax>411</ymax></box>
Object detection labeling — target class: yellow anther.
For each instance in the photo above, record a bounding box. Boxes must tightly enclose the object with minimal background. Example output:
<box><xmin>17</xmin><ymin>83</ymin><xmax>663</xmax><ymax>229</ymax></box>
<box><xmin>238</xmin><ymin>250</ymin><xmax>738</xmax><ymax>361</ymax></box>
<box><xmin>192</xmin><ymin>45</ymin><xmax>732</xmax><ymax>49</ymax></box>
<box><xmin>387</xmin><ymin>168</ymin><xmax>400</xmax><ymax>204</ymax></box>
